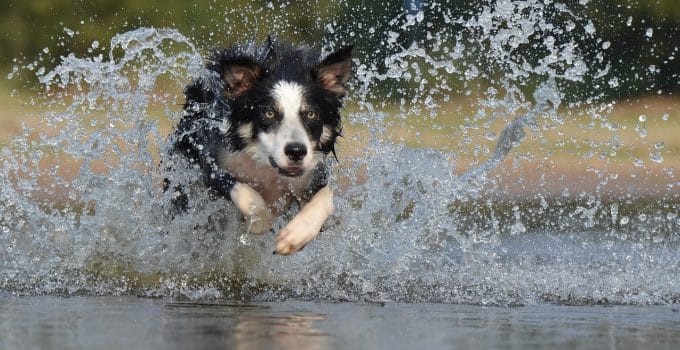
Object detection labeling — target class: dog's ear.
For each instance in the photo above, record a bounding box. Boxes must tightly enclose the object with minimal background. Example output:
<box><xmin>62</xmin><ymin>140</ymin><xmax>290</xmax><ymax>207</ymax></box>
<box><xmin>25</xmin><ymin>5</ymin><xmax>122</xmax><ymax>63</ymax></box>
<box><xmin>313</xmin><ymin>45</ymin><xmax>353</xmax><ymax>97</ymax></box>
<box><xmin>217</xmin><ymin>56</ymin><xmax>263</xmax><ymax>99</ymax></box>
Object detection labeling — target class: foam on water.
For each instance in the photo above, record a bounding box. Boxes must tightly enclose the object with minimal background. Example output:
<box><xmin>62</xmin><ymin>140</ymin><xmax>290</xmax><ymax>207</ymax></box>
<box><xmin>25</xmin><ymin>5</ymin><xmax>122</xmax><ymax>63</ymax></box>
<box><xmin>1</xmin><ymin>1</ymin><xmax>679</xmax><ymax>305</ymax></box>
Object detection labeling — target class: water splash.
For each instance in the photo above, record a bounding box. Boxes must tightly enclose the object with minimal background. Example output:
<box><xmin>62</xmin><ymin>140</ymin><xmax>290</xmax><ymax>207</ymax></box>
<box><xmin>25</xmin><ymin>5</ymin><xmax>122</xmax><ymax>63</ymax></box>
<box><xmin>1</xmin><ymin>1</ymin><xmax>679</xmax><ymax>305</ymax></box>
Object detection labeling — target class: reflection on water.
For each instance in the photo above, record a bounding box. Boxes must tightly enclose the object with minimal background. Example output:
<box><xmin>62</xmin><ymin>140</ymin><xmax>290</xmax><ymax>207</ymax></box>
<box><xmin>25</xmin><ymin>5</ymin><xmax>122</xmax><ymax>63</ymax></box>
<box><xmin>161</xmin><ymin>302</ymin><xmax>330</xmax><ymax>350</ymax></box>
<box><xmin>0</xmin><ymin>295</ymin><xmax>679</xmax><ymax>350</ymax></box>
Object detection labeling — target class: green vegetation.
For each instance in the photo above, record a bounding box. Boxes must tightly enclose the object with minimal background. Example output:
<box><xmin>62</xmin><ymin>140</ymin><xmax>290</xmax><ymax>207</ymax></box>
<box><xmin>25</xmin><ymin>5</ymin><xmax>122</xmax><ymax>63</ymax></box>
<box><xmin>1</xmin><ymin>0</ymin><xmax>679</xmax><ymax>100</ymax></box>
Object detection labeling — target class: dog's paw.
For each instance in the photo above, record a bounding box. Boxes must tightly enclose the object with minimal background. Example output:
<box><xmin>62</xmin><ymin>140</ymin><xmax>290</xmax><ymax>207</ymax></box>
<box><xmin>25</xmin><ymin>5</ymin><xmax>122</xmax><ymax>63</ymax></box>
<box><xmin>275</xmin><ymin>186</ymin><xmax>334</xmax><ymax>255</ymax></box>
<box><xmin>274</xmin><ymin>215</ymin><xmax>322</xmax><ymax>255</ymax></box>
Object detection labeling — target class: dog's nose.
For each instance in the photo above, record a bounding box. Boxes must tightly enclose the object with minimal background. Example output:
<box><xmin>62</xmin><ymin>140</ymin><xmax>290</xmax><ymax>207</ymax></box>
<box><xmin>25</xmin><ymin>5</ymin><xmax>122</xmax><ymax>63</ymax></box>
<box><xmin>284</xmin><ymin>143</ymin><xmax>307</xmax><ymax>162</ymax></box>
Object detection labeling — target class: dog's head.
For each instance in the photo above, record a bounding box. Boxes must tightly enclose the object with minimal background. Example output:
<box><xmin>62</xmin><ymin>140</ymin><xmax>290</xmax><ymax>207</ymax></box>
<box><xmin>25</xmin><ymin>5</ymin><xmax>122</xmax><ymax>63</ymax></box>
<box><xmin>210</xmin><ymin>42</ymin><xmax>352</xmax><ymax>178</ymax></box>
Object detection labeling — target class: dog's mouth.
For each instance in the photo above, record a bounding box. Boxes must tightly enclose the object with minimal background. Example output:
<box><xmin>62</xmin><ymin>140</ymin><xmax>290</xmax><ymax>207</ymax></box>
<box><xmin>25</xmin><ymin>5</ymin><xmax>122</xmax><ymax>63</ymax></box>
<box><xmin>269</xmin><ymin>157</ymin><xmax>304</xmax><ymax>177</ymax></box>
<box><xmin>279</xmin><ymin>166</ymin><xmax>304</xmax><ymax>177</ymax></box>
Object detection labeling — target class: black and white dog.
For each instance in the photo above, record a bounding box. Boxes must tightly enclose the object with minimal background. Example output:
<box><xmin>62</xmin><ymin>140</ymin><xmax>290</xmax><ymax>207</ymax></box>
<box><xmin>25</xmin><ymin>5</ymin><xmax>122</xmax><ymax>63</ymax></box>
<box><xmin>165</xmin><ymin>39</ymin><xmax>352</xmax><ymax>255</ymax></box>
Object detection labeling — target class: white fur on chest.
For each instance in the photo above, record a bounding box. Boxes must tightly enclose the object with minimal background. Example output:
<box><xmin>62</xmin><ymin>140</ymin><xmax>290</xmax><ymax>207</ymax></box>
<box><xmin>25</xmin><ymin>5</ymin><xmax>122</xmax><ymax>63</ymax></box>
<box><xmin>218</xmin><ymin>150</ymin><xmax>312</xmax><ymax>214</ymax></box>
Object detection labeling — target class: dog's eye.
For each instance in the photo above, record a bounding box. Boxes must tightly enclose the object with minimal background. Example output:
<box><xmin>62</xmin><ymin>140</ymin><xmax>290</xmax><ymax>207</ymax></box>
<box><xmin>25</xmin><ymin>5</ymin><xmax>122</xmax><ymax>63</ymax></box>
<box><xmin>305</xmin><ymin>111</ymin><xmax>317</xmax><ymax>120</ymax></box>
<box><xmin>264</xmin><ymin>109</ymin><xmax>276</xmax><ymax>118</ymax></box>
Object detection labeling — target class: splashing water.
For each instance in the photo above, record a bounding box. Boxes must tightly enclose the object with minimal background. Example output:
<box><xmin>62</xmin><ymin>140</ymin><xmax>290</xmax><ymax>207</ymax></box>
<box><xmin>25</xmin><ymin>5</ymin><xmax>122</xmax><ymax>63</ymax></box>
<box><xmin>1</xmin><ymin>1</ymin><xmax>679</xmax><ymax>305</ymax></box>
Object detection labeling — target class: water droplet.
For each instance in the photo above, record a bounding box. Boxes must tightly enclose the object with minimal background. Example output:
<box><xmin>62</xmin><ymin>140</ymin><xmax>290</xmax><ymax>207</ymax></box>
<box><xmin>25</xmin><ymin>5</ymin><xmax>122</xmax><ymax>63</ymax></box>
<box><xmin>416</xmin><ymin>10</ymin><xmax>424</xmax><ymax>23</ymax></box>
<box><xmin>654</xmin><ymin>141</ymin><xmax>665</xmax><ymax>149</ymax></box>
<box><xmin>608</xmin><ymin>77</ymin><xmax>619</xmax><ymax>88</ymax></box>
<box><xmin>483</xmin><ymin>131</ymin><xmax>497</xmax><ymax>141</ymax></box>
<box><xmin>620</xmin><ymin>216</ymin><xmax>630</xmax><ymax>225</ymax></box>
<box><xmin>638</xmin><ymin>114</ymin><xmax>647</xmax><ymax>122</ymax></box>
<box><xmin>584</xmin><ymin>20</ymin><xmax>596</xmax><ymax>35</ymax></box>
<box><xmin>649</xmin><ymin>152</ymin><xmax>663</xmax><ymax>163</ymax></box>
<box><xmin>632</xmin><ymin>158</ymin><xmax>644</xmax><ymax>167</ymax></box>
<box><xmin>645</xmin><ymin>28</ymin><xmax>654</xmax><ymax>38</ymax></box>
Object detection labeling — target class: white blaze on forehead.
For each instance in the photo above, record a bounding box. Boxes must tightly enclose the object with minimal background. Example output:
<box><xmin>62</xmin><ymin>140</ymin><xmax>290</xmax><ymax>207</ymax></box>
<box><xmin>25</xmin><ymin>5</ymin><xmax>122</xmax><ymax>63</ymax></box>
<box><xmin>272</xmin><ymin>81</ymin><xmax>306</xmax><ymax>116</ymax></box>
<box><xmin>271</xmin><ymin>80</ymin><xmax>311</xmax><ymax>144</ymax></box>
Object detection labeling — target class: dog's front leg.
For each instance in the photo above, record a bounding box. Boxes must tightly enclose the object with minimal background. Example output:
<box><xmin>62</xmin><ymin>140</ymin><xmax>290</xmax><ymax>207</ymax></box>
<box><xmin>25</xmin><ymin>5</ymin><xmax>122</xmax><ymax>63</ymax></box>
<box><xmin>230</xmin><ymin>182</ymin><xmax>273</xmax><ymax>235</ymax></box>
<box><xmin>275</xmin><ymin>186</ymin><xmax>333</xmax><ymax>255</ymax></box>
<box><xmin>205</xmin><ymin>170</ymin><xmax>273</xmax><ymax>235</ymax></box>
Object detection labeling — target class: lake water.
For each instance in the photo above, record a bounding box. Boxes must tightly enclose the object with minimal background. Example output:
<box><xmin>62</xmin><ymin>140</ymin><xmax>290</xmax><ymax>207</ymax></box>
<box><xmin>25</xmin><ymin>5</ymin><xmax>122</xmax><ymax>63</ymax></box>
<box><xmin>1</xmin><ymin>294</ymin><xmax>679</xmax><ymax>350</ymax></box>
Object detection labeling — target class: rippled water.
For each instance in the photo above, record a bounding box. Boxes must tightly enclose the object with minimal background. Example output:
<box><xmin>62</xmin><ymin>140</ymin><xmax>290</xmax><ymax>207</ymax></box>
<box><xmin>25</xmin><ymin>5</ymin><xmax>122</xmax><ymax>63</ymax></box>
<box><xmin>1</xmin><ymin>294</ymin><xmax>679</xmax><ymax>350</ymax></box>
<box><xmin>0</xmin><ymin>1</ymin><xmax>678</xmax><ymax>306</ymax></box>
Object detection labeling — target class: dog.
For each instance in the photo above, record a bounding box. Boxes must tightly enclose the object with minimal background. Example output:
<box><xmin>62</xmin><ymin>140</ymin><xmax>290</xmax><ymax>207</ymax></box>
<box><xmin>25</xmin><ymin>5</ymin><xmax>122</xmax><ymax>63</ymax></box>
<box><xmin>164</xmin><ymin>38</ymin><xmax>352</xmax><ymax>255</ymax></box>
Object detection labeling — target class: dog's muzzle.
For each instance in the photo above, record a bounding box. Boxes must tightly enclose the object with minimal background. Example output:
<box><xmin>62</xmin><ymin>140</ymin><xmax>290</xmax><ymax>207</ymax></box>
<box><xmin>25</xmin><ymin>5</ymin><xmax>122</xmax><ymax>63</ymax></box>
<box><xmin>269</xmin><ymin>156</ymin><xmax>304</xmax><ymax>177</ymax></box>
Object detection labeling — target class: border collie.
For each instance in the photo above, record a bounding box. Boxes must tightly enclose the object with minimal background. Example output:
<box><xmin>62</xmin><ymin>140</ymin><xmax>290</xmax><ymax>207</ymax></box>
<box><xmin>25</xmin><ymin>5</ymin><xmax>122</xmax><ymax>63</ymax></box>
<box><xmin>165</xmin><ymin>39</ymin><xmax>352</xmax><ymax>255</ymax></box>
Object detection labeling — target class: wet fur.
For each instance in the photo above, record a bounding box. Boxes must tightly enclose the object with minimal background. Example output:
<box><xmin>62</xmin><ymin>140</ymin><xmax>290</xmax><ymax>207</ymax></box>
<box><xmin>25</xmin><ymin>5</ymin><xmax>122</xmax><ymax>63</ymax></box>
<box><xmin>165</xmin><ymin>39</ymin><xmax>352</xmax><ymax>255</ymax></box>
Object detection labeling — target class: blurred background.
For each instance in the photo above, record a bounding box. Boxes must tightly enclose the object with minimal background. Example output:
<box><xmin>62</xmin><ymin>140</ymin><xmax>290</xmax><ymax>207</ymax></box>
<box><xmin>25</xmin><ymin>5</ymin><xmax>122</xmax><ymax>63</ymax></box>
<box><xmin>1</xmin><ymin>0</ymin><xmax>679</xmax><ymax>96</ymax></box>
<box><xmin>0</xmin><ymin>0</ymin><xmax>678</xmax><ymax>196</ymax></box>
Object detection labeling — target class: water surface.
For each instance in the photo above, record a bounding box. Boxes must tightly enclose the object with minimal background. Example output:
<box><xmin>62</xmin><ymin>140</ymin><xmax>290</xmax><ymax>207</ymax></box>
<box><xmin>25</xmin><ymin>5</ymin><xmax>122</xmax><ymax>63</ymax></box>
<box><xmin>1</xmin><ymin>294</ymin><xmax>679</xmax><ymax>350</ymax></box>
